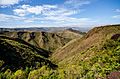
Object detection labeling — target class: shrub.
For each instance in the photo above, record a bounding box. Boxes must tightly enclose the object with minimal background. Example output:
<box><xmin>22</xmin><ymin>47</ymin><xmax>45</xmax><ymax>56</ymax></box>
<box><xmin>12</xmin><ymin>70</ymin><xmax>26</xmax><ymax>79</ymax></box>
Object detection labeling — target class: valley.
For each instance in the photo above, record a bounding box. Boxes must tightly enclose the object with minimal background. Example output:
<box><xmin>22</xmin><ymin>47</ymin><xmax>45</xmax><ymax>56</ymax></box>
<box><xmin>0</xmin><ymin>25</ymin><xmax>120</xmax><ymax>79</ymax></box>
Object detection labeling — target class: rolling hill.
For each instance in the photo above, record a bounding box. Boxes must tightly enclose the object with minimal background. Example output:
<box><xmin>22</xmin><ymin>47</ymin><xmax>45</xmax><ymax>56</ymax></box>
<box><xmin>0</xmin><ymin>25</ymin><xmax>120</xmax><ymax>79</ymax></box>
<box><xmin>0</xmin><ymin>36</ymin><xmax>57</xmax><ymax>71</ymax></box>
<box><xmin>51</xmin><ymin>25</ymin><xmax>120</xmax><ymax>63</ymax></box>
<box><xmin>50</xmin><ymin>24</ymin><xmax>120</xmax><ymax>78</ymax></box>
<box><xmin>0</xmin><ymin>29</ymin><xmax>84</xmax><ymax>52</ymax></box>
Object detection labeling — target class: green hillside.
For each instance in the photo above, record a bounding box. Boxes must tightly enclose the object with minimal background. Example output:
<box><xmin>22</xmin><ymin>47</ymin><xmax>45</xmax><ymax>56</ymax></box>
<box><xmin>51</xmin><ymin>25</ymin><xmax>120</xmax><ymax>63</ymax></box>
<box><xmin>0</xmin><ymin>30</ymin><xmax>83</xmax><ymax>52</ymax></box>
<box><xmin>0</xmin><ymin>25</ymin><xmax>120</xmax><ymax>79</ymax></box>
<box><xmin>0</xmin><ymin>36</ymin><xmax>57</xmax><ymax>72</ymax></box>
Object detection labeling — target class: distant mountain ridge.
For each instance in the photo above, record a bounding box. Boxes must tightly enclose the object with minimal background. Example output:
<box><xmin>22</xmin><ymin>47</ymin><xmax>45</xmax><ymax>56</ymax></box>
<box><xmin>0</xmin><ymin>27</ymin><xmax>90</xmax><ymax>32</ymax></box>
<box><xmin>0</xmin><ymin>29</ymin><xmax>84</xmax><ymax>52</ymax></box>
<box><xmin>0</xmin><ymin>24</ymin><xmax>120</xmax><ymax>78</ymax></box>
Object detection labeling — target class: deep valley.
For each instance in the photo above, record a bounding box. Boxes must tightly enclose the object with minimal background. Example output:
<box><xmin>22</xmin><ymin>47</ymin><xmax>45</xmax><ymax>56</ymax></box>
<box><xmin>0</xmin><ymin>25</ymin><xmax>120</xmax><ymax>79</ymax></box>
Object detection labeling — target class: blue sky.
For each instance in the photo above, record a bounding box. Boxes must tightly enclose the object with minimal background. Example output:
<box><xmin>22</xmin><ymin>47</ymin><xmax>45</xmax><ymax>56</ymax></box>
<box><xmin>0</xmin><ymin>0</ymin><xmax>120</xmax><ymax>28</ymax></box>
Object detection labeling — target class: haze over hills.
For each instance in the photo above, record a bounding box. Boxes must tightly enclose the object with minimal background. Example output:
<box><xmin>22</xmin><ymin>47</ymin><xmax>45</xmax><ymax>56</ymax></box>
<box><xmin>0</xmin><ymin>24</ymin><xmax>120</xmax><ymax>79</ymax></box>
<box><xmin>0</xmin><ymin>27</ymin><xmax>90</xmax><ymax>32</ymax></box>
<box><xmin>1</xmin><ymin>0</ymin><xmax>120</xmax><ymax>78</ymax></box>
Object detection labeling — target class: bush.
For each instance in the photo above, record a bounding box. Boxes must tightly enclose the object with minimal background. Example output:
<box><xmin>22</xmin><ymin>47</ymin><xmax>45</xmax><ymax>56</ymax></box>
<box><xmin>12</xmin><ymin>70</ymin><xmax>26</xmax><ymax>79</ymax></box>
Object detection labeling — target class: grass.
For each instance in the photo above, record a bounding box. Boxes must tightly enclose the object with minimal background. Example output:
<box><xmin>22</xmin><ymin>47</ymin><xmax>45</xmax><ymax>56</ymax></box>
<box><xmin>0</xmin><ymin>24</ymin><xmax>120</xmax><ymax>79</ymax></box>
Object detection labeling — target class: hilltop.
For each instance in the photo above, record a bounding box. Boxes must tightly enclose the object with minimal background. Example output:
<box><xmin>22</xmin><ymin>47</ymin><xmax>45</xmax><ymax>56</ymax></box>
<box><xmin>49</xmin><ymin>24</ymin><xmax>120</xmax><ymax>78</ymax></box>
<box><xmin>0</xmin><ymin>25</ymin><xmax>120</xmax><ymax>79</ymax></box>
<box><xmin>51</xmin><ymin>25</ymin><xmax>120</xmax><ymax>63</ymax></box>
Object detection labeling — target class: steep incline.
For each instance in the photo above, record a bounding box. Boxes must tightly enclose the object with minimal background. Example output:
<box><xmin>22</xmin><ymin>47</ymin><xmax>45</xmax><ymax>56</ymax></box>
<box><xmin>51</xmin><ymin>25</ymin><xmax>120</xmax><ymax>63</ymax></box>
<box><xmin>0</xmin><ymin>36</ymin><xmax>57</xmax><ymax>71</ymax></box>
<box><xmin>55</xmin><ymin>28</ymin><xmax>85</xmax><ymax>39</ymax></box>
<box><xmin>0</xmin><ymin>30</ymin><xmax>83</xmax><ymax>52</ymax></box>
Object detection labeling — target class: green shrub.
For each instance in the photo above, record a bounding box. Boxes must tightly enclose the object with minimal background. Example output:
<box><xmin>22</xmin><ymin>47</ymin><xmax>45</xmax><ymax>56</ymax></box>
<box><xmin>12</xmin><ymin>70</ymin><xmax>26</xmax><ymax>79</ymax></box>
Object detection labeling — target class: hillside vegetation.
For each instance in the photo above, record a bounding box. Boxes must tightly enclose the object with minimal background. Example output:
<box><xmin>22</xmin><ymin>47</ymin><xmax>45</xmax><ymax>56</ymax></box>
<box><xmin>0</xmin><ymin>25</ymin><xmax>120</xmax><ymax>79</ymax></box>
<box><xmin>0</xmin><ymin>36</ymin><xmax>57</xmax><ymax>71</ymax></box>
<box><xmin>51</xmin><ymin>25</ymin><xmax>120</xmax><ymax>63</ymax></box>
<box><xmin>55</xmin><ymin>28</ymin><xmax>85</xmax><ymax>39</ymax></box>
<box><xmin>0</xmin><ymin>29</ymin><xmax>83</xmax><ymax>52</ymax></box>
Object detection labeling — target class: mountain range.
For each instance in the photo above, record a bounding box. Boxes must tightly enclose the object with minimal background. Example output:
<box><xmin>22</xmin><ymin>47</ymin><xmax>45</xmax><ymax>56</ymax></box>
<box><xmin>0</xmin><ymin>24</ymin><xmax>120</xmax><ymax>79</ymax></box>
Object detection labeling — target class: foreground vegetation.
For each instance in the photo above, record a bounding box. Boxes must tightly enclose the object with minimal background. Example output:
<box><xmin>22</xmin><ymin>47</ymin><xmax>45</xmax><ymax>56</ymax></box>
<box><xmin>0</xmin><ymin>37</ymin><xmax>120</xmax><ymax>79</ymax></box>
<box><xmin>0</xmin><ymin>25</ymin><xmax>120</xmax><ymax>79</ymax></box>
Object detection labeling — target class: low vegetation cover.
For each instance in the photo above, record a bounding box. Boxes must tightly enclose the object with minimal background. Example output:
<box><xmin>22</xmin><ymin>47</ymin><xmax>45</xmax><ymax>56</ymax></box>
<box><xmin>0</xmin><ymin>38</ymin><xmax>120</xmax><ymax>79</ymax></box>
<box><xmin>0</xmin><ymin>29</ymin><xmax>83</xmax><ymax>52</ymax></box>
<box><xmin>0</xmin><ymin>36</ymin><xmax>57</xmax><ymax>71</ymax></box>
<box><xmin>0</xmin><ymin>25</ymin><xmax>120</xmax><ymax>79</ymax></box>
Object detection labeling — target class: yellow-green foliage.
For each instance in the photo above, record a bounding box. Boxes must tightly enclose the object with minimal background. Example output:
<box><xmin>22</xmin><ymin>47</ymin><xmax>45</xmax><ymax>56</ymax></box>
<box><xmin>28</xmin><ymin>66</ymin><xmax>60</xmax><ymax>79</ymax></box>
<box><xmin>0</xmin><ymin>25</ymin><xmax>120</xmax><ymax>79</ymax></box>
<box><xmin>0</xmin><ymin>36</ymin><xmax>57</xmax><ymax>72</ymax></box>
<box><xmin>0</xmin><ymin>30</ymin><xmax>82</xmax><ymax>52</ymax></box>
<box><xmin>0</xmin><ymin>60</ymin><xmax>4</xmax><ymax>67</ymax></box>
<box><xmin>0</xmin><ymin>39</ymin><xmax>120</xmax><ymax>79</ymax></box>
<box><xmin>12</xmin><ymin>70</ymin><xmax>26</xmax><ymax>79</ymax></box>
<box><xmin>52</xmin><ymin>25</ymin><xmax>120</xmax><ymax>63</ymax></box>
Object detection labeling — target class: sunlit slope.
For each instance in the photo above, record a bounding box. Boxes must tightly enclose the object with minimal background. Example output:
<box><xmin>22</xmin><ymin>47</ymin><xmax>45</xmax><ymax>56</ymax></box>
<box><xmin>51</xmin><ymin>25</ymin><xmax>120</xmax><ymax>63</ymax></box>
<box><xmin>0</xmin><ymin>29</ymin><xmax>83</xmax><ymax>52</ymax></box>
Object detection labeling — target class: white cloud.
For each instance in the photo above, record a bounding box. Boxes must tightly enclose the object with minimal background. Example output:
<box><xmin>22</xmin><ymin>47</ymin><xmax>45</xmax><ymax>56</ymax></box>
<box><xmin>65</xmin><ymin>0</ymin><xmax>90</xmax><ymax>5</ymax></box>
<box><xmin>64</xmin><ymin>0</ymin><xmax>91</xmax><ymax>9</ymax></box>
<box><xmin>43</xmin><ymin>8</ymin><xmax>79</xmax><ymax>17</ymax></box>
<box><xmin>13</xmin><ymin>4</ymin><xmax>58</xmax><ymax>16</ymax></box>
<box><xmin>13</xmin><ymin>9</ymin><xmax>26</xmax><ymax>16</ymax></box>
<box><xmin>24</xmin><ymin>19</ymin><xmax>34</xmax><ymax>23</ymax></box>
<box><xmin>24</xmin><ymin>17</ymin><xmax>42</xmax><ymax>23</ymax></box>
<box><xmin>112</xmin><ymin>9</ymin><xmax>120</xmax><ymax>19</ymax></box>
<box><xmin>0</xmin><ymin>0</ymin><xmax>20</xmax><ymax>5</ymax></box>
<box><xmin>112</xmin><ymin>15</ymin><xmax>120</xmax><ymax>19</ymax></box>
<box><xmin>115</xmin><ymin>9</ymin><xmax>120</xmax><ymax>12</ymax></box>
<box><xmin>20</xmin><ymin>4</ymin><xmax>30</xmax><ymax>9</ymax></box>
<box><xmin>13</xmin><ymin>0</ymin><xmax>91</xmax><ymax>17</ymax></box>
<box><xmin>42</xmin><ymin>5</ymin><xmax>58</xmax><ymax>9</ymax></box>
<box><xmin>0</xmin><ymin>13</ymin><xmax>25</xmax><ymax>22</ymax></box>
<box><xmin>0</xmin><ymin>13</ymin><xmax>45</xmax><ymax>24</ymax></box>
<box><xmin>27</xmin><ymin>6</ymin><xmax>43</xmax><ymax>15</ymax></box>
<box><xmin>43</xmin><ymin>16</ymin><xmax>88</xmax><ymax>22</ymax></box>
<box><xmin>1</xmin><ymin>0</ymin><xmax>95</xmax><ymax>27</ymax></box>
<box><xmin>0</xmin><ymin>13</ymin><xmax>96</xmax><ymax>28</ymax></box>
<box><xmin>0</xmin><ymin>13</ymin><xmax>38</xmax><ymax>23</ymax></box>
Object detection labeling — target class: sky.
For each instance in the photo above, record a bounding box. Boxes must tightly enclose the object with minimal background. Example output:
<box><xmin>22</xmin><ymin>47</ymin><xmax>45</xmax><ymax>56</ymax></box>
<box><xmin>0</xmin><ymin>0</ymin><xmax>120</xmax><ymax>28</ymax></box>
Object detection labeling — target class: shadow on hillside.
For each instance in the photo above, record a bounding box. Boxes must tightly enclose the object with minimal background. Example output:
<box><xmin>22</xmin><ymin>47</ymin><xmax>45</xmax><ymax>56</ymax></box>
<box><xmin>111</xmin><ymin>34</ymin><xmax>120</xmax><ymax>41</ymax></box>
<box><xmin>0</xmin><ymin>36</ymin><xmax>57</xmax><ymax>71</ymax></box>
<box><xmin>0</xmin><ymin>35</ymin><xmax>51</xmax><ymax>58</ymax></box>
